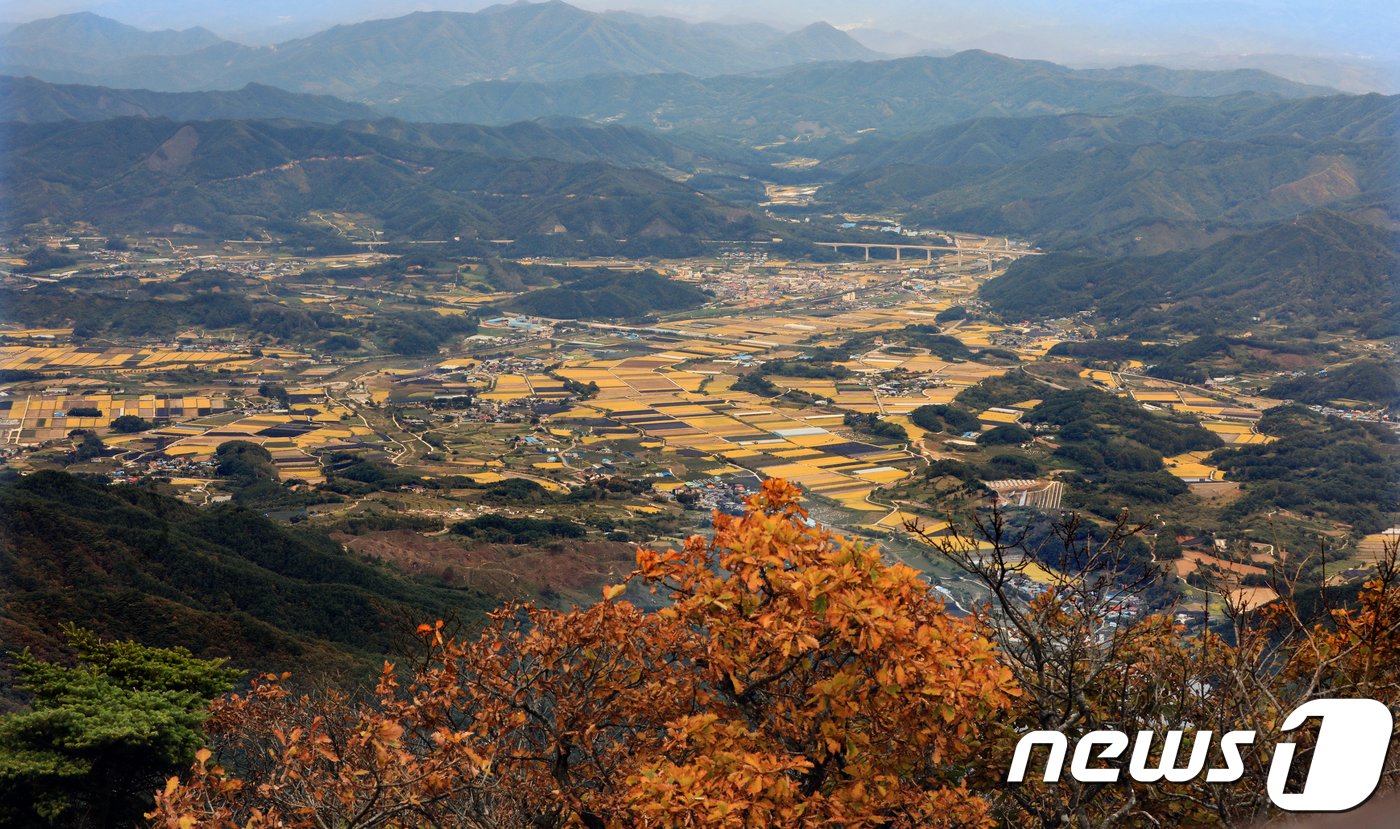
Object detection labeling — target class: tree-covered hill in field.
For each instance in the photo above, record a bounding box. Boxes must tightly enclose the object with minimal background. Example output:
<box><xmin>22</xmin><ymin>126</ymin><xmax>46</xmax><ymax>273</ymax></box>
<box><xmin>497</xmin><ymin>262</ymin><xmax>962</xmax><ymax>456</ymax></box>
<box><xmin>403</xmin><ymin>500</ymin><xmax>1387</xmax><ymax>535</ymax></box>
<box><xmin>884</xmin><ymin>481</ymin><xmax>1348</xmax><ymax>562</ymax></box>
<box><xmin>506</xmin><ymin>268</ymin><xmax>710</xmax><ymax>320</ymax></box>
<box><xmin>0</xmin><ymin>267</ymin><xmax>478</xmax><ymax>354</ymax></box>
<box><xmin>1210</xmin><ymin>405</ymin><xmax>1399</xmax><ymax>534</ymax></box>
<box><xmin>1266</xmin><ymin>359</ymin><xmax>1400</xmax><ymax>409</ymax></box>
<box><xmin>0</xmin><ymin>471</ymin><xmax>492</xmax><ymax>682</ymax></box>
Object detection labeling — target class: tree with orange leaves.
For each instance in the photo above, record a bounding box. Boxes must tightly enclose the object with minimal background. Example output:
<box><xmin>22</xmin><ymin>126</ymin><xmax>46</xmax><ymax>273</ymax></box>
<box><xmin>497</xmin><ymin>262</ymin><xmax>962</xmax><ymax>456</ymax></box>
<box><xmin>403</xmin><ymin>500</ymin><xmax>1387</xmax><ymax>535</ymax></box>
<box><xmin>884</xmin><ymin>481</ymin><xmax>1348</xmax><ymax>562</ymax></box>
<box><xmin>150</xmin><ymin>478</ymin><xmax>1018</xmax><ymax>828</ymax></box>
<box><xmin>627</xmin><ymin>478</ymin><xmax>1017</xmax><ymax>828</ymax></box>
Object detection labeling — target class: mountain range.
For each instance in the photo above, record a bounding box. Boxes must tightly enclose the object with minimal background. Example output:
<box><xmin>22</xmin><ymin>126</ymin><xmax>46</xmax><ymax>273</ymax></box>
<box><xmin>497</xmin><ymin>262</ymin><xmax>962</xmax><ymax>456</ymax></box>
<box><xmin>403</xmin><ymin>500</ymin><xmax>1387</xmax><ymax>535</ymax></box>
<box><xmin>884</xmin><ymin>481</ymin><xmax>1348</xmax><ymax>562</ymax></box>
<box><xmin>384</xmin><ymin>50</ymin><xmax>1331</xmax><ymax>145</ymax></box>
<box><xmin>0</xmin><ymin>76</ymin><xmax>379</xmax><ymax>123</ymax></box>
<box><xmin>821</xmin><ymin>93</ymin><xmax>1399</xmax><ymax>173</ymax></box>
<box><xmin>1</xmin><ymin>4</ymin><xmax>1391</xmax><ymax>266</ymax></box>
<box><xmin>1</xmin><ymin>4</ymin><xmax>1333</xmax><ymax>128</ymax></box>
<box><xmin>0</xmin><ymin>5</ymin><xmax>1341</xmax><ymax>156</ymax></box>
<box><xmin>819</xmin><ymin>92</ymin><xmax>1398</xmax><ymax>252</ymax></box>
<box><xmin>0</xmin><ymin>3</ymin><xmax>881</xmax><ymax>96</ymax></box>
<box><xmin>0</xmin><ymin>76</ymin><xmax>756</xmax><ymax>176</ymax></box>
<box><xmin>0</xmin><ymin>117</ymin><xmax>772</xmax><ymax>244</ymax></box>
<box><xmin>0</xmin><ymin>10</ymin><xmax>223</xmax><ymax>64</ymax></box>
<box><xmin>3</xmin><ymin>53</ymin><xmax>1327</xmax><ymax>153</ymax></box>
<box><xmin>3</xmin><ymin>75</ymin><xmax>1391</xmax><ymax>256</ymax></box>
<box><xmin>980</xmin><ymin>211</ymin><xmax>1399</xmax><ymax>338</ymax></box>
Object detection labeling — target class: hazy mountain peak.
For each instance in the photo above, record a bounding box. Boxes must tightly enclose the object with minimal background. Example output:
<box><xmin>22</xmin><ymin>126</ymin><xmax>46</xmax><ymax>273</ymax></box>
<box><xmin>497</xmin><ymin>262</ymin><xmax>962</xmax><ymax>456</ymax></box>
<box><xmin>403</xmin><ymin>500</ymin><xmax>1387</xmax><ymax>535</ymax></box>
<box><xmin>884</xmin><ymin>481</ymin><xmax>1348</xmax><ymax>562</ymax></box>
<box><xmin>0</xmin><ymin>2</ymin><xmax>893</xmax><ymax>93</ymax></box>
<box><xmin>768</xmin><ymin>19</ymin><xmax>882</xmax><ymax>62</ymax></box>
<box><xmin>1</xmin><ymin>11</ymin><xmax>226</xmax><ymax>56</ymax></box>
<box><xmin>477</xmin><ymin>0</ymin><xmax>590</xmax><ymax>20</ymax></box>
<box><xmin>0</xmin><ymin>5</ymin><xmax>1339</xmax><ymax>102</ymax></box>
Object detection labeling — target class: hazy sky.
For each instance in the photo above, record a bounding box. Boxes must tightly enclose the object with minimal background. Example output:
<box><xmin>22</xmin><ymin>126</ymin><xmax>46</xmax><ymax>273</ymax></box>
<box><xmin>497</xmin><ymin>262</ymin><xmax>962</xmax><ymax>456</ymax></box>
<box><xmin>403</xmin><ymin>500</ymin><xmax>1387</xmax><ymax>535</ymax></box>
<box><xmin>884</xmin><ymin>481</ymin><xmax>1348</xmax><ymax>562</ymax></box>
<box><xmin>3</xmin><ymin>0</ymin><xmax>1397</xmax><ymax>65</ymax></box>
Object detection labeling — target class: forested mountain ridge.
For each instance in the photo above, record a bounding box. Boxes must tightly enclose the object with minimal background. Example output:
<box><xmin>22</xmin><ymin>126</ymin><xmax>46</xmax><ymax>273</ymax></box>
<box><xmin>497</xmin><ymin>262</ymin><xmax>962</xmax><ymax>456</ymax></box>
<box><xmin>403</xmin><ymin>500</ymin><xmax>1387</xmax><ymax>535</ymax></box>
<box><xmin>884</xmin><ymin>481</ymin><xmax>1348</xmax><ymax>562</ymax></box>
<box><xmin>1074</xmin><ymin>64</ymin><xmax>1334</xmax><ymax>98</ymax></box>
<box><xmin>0</xmin><ymin>76</ymin><xmax>379</xmax><ymax>123</ymax></box>
<box><xmin>0</xmin><ymin>117</ymin><xmax>772</xmax><ymax>245</ymax></box>
<box><xmin>980</xmin><ymin>211</ymin><xmax>1400</xmax><ymax>337</ymax></box>
<box><xmin>0</xmin><ymin>3</ymin><xmax>879</xmax><ymax>96</ymax></box>
<box><xmin>0</xmin><ymin>11</ymin><xmax>224</xmax><ymax>68</ymax></box>
<box><xmin>0</xmin><ymin>471</ymin><xmax>490</xmax><ymax>682</ymax></box>
<box><xmin>813</xmin><ymin>92</ymin><xmax>1397</xmax><ymax>254</ymax></box>
<box><xmin>822</xmin><ymin>126</ymin><xmax>1396</xmax><ymax>252</ymax></box>
<box><xmin>385</xmin><ymin>50</ymin><xmax>1327</xmax><ymax>144</ymax></box>
<box><xmin>0</xmin><ymin>81</ymin><xmax>754</xmax><ymax>174</ymax></box>
<box><xmin>334</xmin><ymin>117</ymin><xmax>756</xmax><ymax>171</ymax></box>
<box><xmin>820</xmin><ymin>93</ymin><xmax>1399</xmax><ymax>173</ymax></box>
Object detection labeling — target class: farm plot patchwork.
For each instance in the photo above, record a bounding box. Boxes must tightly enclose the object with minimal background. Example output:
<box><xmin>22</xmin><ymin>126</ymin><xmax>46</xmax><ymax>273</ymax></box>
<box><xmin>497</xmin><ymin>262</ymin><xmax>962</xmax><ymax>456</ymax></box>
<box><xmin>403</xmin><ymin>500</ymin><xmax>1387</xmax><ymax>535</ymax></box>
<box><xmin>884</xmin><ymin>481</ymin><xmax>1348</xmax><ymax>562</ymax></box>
<box><xmin>146</xmin><ymin>396</ymin><xmax>372</xmax><ymax>483</ymax></box>
<box><xmin>0</xmin><ymin>392</ymin><xmax>234</xmax><ymax>445</ymax></box>
<box><xmin>0</xmin><ymin>344</ymin><xmax>301</xmax><ymax>374</ymax></box>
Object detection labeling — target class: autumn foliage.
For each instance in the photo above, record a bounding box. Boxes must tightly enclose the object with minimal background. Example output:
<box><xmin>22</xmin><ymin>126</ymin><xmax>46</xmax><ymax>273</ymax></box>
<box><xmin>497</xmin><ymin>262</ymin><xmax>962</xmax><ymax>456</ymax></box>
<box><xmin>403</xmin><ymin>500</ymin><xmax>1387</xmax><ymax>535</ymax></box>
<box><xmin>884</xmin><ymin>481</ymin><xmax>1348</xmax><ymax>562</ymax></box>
<box><xmin>149</xmin><ymin>478</ymin><xmax>1018</xmax><ymax>828</ymax></box>
<box><xmin>913</xmin><ymin>508</ymin><xmax>1400</xmax><ymax>827</ymax></box>
<box><xmin>148</xmin><ymin>480</ymin><xmax>1400</xmax><ymax>828</ymax></box>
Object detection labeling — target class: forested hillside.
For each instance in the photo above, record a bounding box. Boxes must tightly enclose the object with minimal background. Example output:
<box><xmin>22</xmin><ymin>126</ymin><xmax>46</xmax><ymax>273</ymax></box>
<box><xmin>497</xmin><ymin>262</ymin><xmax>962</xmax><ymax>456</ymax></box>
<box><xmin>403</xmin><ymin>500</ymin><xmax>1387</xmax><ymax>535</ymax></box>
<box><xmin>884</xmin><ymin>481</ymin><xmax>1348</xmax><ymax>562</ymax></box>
<box><xmin>0</xmin><ymin>76</ymin><xmax>379</xmax><ymax>123</ymax></box>
<box><xmin>0</xmin><ymin>471</ymin><xmax>491</xmax><ymax>684</ymax></box>
<box><xmin>821</xmin><ymin>93</ymin><xmax>1397</xmax><ymax>251</ymax></box>
<box><xmin>0</xmin><ymin>118</ymin><xmax>772</xmax><ymax>246</ymax></box>
<box><xmin>981</xmin><ymin>212</ymin><xmax>1399</xmax><ymax>336</ymax></box>
<box><xmin>386</xmin><ymin>50</ymin><xmax>1324</xmax><ymax>143</ymax></box>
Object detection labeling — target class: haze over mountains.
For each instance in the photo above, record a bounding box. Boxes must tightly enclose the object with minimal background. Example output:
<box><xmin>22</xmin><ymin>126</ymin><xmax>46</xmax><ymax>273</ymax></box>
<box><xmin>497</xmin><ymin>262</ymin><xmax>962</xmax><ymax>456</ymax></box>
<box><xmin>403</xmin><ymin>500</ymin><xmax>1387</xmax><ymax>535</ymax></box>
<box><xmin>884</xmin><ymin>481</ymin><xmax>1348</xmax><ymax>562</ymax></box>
<box><xmin>6</xmin><ymin>0</ymin><xmax>1396</xmax><ymax>91</ymax></box>
<box><xmin>2</xmin><ymin>0</ymin><xmax>1396</xmax><ymax>323</ymax></box>
<box><xmin>380</xmin><ymin>52</ymin><xmax>1331</xmax><ymax>143</ymax></box>
<box><xmin>4</xmin><ymin>1</ymin><xmax>1396</xmax><ymax>259</ymax></box>
<box><xmin>0</xmin><ymin>35</ymin><xmax>1338</xmax><ymax>145</ymax></box>
<box><xmin>0</xmin><ymin>4</ymin><xmax>880</xmax><ymax>95</ymax></box>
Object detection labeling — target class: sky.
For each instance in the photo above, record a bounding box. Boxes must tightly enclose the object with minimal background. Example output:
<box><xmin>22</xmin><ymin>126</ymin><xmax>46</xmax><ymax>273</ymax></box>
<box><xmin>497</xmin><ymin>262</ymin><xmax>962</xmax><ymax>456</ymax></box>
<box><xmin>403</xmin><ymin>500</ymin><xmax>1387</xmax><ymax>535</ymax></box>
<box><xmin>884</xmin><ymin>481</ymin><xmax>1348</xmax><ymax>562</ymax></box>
<box><xmin>2</xmin><ymin>0</ymin><xmax>1396</xmax><ymax>67</ymax></box>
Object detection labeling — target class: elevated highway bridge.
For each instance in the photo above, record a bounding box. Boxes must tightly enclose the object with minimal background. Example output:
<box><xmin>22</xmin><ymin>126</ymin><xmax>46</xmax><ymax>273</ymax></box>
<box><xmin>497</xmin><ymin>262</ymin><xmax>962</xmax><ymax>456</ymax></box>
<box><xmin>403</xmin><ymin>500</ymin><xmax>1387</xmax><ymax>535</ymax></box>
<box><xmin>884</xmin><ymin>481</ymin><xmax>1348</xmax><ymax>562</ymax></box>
<box><xmin>815</xmin><ymin>241</ymin><xmax>1041</xmax><ymax>262</ymax></box>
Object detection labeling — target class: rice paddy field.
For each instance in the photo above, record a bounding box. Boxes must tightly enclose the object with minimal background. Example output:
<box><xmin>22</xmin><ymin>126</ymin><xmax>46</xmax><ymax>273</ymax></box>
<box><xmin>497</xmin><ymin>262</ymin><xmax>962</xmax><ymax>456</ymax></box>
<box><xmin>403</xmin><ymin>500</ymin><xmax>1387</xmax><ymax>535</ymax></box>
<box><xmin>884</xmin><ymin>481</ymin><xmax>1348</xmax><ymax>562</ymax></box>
<box><xmin>544</xmin><ymin>351</ymin><xmax>922</xmax><ymax>511</ymax></box>
<box><xmin>140</xmin><ymin>396</ymin><xmax>370</xmax><ymax>483</ymax></box>
<box><xmin>521</xmin><ymin>303</ymin><xmax>1041</xmax><ymax>512</ymax></box>
<box><xmin>1</xmin><ymin>392</ymin><xmax>236</xmax><ymax>444</ymax></box>
<box><xmin>8</xmin><ymin>238</ymin><xmax>1376</xmax><ymax>617</ymax></box>
<box><xmin>71</xmin><ymin>391</ymin><xmax>375</xmax><ymax>485</ymax></box>
<box><xmin>0</xmin><ymin>344</ymin><xmax>278</xmax><ymax>374</ymax></box>
<box><xmin>1129</xmin><ymin>386</ymin><xmax>1262</xmax><ymax>421</ymax></box>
